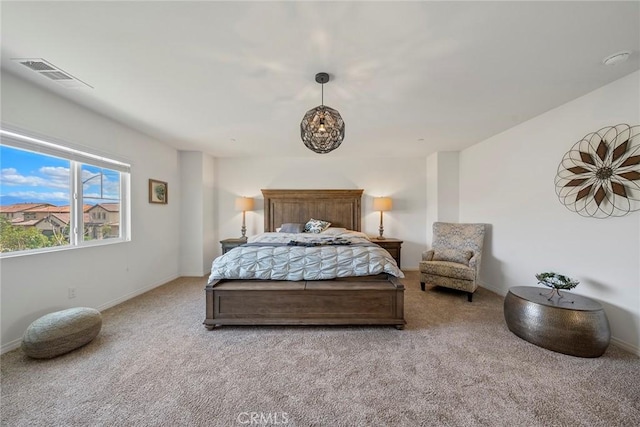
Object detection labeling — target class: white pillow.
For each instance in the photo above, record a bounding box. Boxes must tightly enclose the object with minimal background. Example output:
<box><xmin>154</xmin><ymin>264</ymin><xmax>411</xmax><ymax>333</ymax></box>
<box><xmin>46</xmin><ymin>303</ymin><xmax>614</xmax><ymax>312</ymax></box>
<box><xmin>321</xmin><ymin>228</ymin><xmax>370</xmax><ymax>240</ymax></box>
<box><xmin>347</xmin><ymin>230</ymin><xmax>371</xmax><ymax>240</ymax></box>
<box><xmin>320</xmin><ymin>227</ymin><xmax>348</xmax><ymax>236</ymax></box>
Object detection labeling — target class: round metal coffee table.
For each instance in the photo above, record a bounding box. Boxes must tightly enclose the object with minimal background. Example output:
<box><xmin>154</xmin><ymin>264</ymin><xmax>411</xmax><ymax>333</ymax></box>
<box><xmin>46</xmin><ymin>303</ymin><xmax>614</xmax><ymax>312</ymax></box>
<box><xmin>503</xmin><ymin>286</ymin><xmax>610</xmax><ymax>358</ymax></box>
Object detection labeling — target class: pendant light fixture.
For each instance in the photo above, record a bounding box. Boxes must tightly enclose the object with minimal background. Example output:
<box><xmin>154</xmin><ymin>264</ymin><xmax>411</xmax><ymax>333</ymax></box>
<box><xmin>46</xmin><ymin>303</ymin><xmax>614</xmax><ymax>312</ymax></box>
<box><xmin>300</xmin><ymin>72</ymin><xmax>345</xmax><ymax>154</ymax></box>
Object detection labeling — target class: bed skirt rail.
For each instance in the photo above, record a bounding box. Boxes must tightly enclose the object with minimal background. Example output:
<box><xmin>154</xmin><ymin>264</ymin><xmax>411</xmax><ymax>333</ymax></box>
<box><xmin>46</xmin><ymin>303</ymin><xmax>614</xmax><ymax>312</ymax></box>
<box><xmin>204</xmin><ymin>274</ymin><xmax>405</xmax><ymax>330</ymax></box>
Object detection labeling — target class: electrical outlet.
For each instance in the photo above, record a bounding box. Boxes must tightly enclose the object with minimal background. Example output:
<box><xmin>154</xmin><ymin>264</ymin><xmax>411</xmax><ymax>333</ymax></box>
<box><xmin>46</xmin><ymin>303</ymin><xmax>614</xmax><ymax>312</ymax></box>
<box><xmin>68</xmin><ymin>287</ymin><xmax>76</xmax><ymax>299</ymax></box>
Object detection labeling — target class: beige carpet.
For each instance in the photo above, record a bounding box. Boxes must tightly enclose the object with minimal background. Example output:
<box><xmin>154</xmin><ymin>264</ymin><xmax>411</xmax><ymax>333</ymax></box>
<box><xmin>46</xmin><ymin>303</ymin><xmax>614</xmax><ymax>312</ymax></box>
<box><xmin>1</xmin><ymin>272</ymin><xmax>639</xmax><ymax>426</ymax></box>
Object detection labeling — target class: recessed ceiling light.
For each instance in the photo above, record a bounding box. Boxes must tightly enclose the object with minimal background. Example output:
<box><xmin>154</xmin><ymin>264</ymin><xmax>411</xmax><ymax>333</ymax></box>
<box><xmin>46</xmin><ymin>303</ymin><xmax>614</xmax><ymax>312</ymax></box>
<box><xmin>602</xmin><ymin>51</ymin><xmax>631</xmax><ymax>66</ymax></box>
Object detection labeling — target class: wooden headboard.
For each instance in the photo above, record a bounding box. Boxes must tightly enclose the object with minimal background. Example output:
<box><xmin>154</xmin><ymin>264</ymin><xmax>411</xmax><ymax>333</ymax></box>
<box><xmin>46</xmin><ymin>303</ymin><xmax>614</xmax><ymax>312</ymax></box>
<box><xmin>261</xmin><ymin>189</ymin><xmax>364</xmax><ymax>232</ymax></box>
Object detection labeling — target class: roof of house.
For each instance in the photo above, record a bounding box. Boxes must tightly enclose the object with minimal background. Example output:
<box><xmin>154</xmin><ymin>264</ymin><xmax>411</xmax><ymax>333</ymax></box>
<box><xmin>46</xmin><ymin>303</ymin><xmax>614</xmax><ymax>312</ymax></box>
<box><xmin>22</xmin><ymin>205</ymin><xmax>93</xmax><ymax>213</ymax></box>
<box><xmin>47</xmin><ymin>213</ymin><xmax>93</xmax><ymax>225</ymax></box>
<box><xmin>9</xmin><ymin>214</ymin><xmax>24</xmax><ymax>223</ymax></box>
<box><xmin>48</xmin><ymin>213</ymin><xmax>70</xmax><ymax>224</ymax></box>
<box><xmin>12</xmin><ymin>219</ymin><xmax>40</xmax><ymax>227</ymax></box>
<box><xmin>23</xmin><ymin>205</ymin><xmax>70</xmax><ymax>213</ymax></box>
<box><xmin>9</xmin><ymin>212</ymin><xmax>95</xmax><ymax>227</ymax></box>
<box><xmin>88</xmin><ymin>203</ymin><xmax>120</xmax><ymax>212</ymax></box>
<box><xmin>0</xmin><ymin>203</ymin><xmax>52</xmax><ymax>213</ymax></box>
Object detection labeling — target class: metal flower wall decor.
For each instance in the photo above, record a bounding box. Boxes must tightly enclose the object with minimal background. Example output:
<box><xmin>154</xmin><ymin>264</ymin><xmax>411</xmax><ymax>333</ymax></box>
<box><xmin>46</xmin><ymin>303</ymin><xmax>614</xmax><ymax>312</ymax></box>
<box><xmin>555</xmin><ymin>124</ymin><xmax>640</xmax><ymax>218</ymax></box>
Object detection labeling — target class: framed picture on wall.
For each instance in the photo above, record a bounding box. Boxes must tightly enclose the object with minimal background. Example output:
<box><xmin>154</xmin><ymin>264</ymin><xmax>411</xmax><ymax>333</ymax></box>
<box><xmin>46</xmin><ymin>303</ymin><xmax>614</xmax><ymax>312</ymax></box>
<box><xmin>149</xmin><ymin>179</ymin><xmax>168</xmax><ymax>204</ymax></box>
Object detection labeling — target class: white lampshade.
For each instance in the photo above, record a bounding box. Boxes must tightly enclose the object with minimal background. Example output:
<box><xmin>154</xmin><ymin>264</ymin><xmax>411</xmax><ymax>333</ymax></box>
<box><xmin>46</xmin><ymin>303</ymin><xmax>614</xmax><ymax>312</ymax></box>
<box><xmin>373</xmin><ymin>197</ymin><xmax>392</xmax><ymax>212</ymax></box>
<box><xmin>235</xmin><ymin>197</ymin><xmax>255</xmax><ymax>212</ymax></box>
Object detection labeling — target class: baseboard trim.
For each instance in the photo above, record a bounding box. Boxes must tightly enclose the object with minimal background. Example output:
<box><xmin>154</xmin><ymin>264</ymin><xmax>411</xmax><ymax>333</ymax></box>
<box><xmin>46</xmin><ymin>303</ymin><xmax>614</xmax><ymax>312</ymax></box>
<box><xmin>1</xmin><ymin>338</ymin><xmax>23</xmax><ymax>354</ymax></box>
<box><xmin>478</xmin><ymin>282</ymin><xmax>640</xmax><ymax>356</ymax></box>
<box><xmin>479</xmin><ymin>282</ymin><xmax>504</xmax><ymax>296</ymax></box>
<box><xmin>611</xmin><ymin>337</ymin><xmax>640</xmax><ymax>356</ymax></box>
<box><xmin>96</xmin><ymin>274</ymin><xmax>179</xmax><ymax>312</ymax></box>
<box><xmin>1</xmin><ymin>274</ymin><xmax>179</xmax><ymax>355</ymax></box>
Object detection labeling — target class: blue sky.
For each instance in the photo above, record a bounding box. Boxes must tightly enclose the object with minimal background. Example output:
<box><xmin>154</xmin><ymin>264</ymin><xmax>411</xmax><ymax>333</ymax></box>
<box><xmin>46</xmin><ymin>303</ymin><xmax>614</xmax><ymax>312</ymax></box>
<box><xmin>0</xmin><ymin>145</ymin><xmax>119</xmax><ymax>206</ymax></box>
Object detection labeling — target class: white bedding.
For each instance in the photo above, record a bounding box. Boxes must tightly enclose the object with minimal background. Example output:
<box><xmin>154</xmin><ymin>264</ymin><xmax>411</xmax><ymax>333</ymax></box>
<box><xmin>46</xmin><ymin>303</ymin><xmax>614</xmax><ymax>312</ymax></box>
<box><xmin>208</xmin><ymin>229</ymin><xmax>404</xmax><ymax>282</ymax></box>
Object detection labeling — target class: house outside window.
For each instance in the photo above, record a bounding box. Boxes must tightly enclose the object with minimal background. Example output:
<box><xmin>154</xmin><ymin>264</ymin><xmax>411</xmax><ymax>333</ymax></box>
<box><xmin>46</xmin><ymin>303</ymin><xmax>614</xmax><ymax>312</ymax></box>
<box><xmin>0</xmin><ymin>128</ymin><xmax>131</xmax><ymax>255</ymax></box>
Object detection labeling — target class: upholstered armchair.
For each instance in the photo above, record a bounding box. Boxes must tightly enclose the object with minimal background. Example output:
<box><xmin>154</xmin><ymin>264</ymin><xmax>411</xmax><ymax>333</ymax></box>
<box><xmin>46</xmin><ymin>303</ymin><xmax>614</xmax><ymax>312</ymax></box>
<box><xmin>419</xmin><ymin>222</ymin><xmax>486</xmax><ymax>302</ymax></box>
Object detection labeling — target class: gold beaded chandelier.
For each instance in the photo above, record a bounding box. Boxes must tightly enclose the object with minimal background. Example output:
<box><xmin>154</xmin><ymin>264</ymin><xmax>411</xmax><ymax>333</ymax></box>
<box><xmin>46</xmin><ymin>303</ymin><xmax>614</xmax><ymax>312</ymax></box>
<box><xmin>300</xmin><ymin>72</ymin><xmax>345</xmax><ymax>154</ymax></box>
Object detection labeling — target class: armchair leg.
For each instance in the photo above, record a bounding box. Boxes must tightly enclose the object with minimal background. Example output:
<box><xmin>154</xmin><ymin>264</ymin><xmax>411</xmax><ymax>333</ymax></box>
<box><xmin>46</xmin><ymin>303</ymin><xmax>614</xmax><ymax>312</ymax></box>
<box><xmin>467</xmin><ymin>292</ymin><xmax>473</xmax><ymax>302</ymax></box>
<box><xmin>420</xmin><ymin>282</ymin><xmax>425</xmax><ymax>292</ymax></box>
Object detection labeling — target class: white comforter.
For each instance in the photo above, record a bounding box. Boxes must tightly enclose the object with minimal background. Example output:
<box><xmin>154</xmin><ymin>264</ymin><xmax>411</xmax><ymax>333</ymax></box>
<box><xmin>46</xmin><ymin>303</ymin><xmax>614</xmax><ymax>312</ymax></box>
<box><xmin>208</xmin><ymin>230</ymin><xmax>404</xmax><ymax>282</ymax></box>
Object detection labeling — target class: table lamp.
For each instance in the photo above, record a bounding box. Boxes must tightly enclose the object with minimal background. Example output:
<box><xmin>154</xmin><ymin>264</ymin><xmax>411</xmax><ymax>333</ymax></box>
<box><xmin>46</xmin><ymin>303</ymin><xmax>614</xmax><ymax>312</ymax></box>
<box><xmin>373</xmin><ymin>197</ymin><xmax>392</xmax><ymax>239</ymax></box>
<box><xmin>235</xmin><ymin>197</ymin><xmax>255</xmax><ymax>237</ymax></box>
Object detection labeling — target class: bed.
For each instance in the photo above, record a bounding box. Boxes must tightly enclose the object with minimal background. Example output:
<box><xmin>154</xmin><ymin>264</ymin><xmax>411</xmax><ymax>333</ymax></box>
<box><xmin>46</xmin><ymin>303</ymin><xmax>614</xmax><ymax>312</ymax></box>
<box><xmin>204</xmin><ymin>189</ymin><xmax>406</xmax><ymax>330</ymax></box>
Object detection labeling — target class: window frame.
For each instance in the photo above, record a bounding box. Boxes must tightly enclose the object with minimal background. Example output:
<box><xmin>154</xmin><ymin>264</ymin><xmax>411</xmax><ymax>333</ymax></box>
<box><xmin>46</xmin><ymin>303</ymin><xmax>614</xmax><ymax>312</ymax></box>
<box><xmin>0</xmin><ymin>126</ymin><xmax>131</xmax><ymax>257</ymax></box>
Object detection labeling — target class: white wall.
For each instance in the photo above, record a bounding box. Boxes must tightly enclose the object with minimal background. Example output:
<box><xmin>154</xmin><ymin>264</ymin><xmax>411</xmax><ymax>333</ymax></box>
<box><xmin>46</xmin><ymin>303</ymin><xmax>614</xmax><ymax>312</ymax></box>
<box><xmin>1</xmin><ymin>72</ymin><xmax>182</xmax><ymax>352</ymax></box>
<box><xmin>213</xmin><ymin>157</ymin><xmax>427</xmax><ymax>270</ymax></box>
<box><xmin>426</xmin><ymin>151</ymin><xmax>460</xmax><ymax>245</ymax></box>
<box><xmin>460</xmin><ymin>71</ymin><xmax>640</xmax><ymax>353</ymax></box>
<box><xmin>178</xmin><ymin>151</ymin><xmax>216</xmax><ymax>276</ymax></box>
<box><xmin>426</xmin><ymin>155</ymin><xmax>438</xmax><ymax>245</ymax></box>
<box><xmin>202</xmin><ymin>154</ymin><xmax>216</xmax><ymax>274</ymax></box>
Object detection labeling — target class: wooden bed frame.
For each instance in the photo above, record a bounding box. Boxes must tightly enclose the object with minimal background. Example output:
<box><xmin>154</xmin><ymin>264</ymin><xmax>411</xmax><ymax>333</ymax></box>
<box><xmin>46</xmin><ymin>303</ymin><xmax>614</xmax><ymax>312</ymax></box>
<box><xmin>204</xmin><ymin>189</ymin><xmax>405</xmax><ymax>330</ymax></box>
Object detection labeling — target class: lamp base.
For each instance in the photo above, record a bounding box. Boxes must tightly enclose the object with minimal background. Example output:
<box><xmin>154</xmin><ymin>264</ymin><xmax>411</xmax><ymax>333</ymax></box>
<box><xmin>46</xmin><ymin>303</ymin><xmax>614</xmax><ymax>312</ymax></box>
<box><xmin>241</xmin><ymin>211</ymin><xmax>247</xmax><ymax>237</ymax></box>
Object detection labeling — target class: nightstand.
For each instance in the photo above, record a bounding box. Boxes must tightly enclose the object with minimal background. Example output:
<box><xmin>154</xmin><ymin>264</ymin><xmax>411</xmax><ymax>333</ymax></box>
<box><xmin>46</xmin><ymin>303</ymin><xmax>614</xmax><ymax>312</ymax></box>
<box><xmin>220</xmin><ymin>237</ymin><xmax>247</xmax><ymax>254</ymax></box>
<box><xmin>369</xmin><ymin>237</ymin><xmax>403</xmax><ymax>268</ymax></box>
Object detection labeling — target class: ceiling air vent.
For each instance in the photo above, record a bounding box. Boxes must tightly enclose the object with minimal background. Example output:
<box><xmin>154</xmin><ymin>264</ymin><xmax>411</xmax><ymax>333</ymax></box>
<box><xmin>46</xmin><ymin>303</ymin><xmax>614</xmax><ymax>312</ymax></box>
<box><xmin>40</xmin><ymin>71</ymin><xmax>74</xmax><ymax>81</ymax></box>
<box><xmin>19</xmin><ymin>60</ymin><xmax>56</xmax><ymax>72</ymax></box>
<box><xmin>12</xmin><ymin>58</ymin><xmax>93</xmax><ymax>89</ymax></box>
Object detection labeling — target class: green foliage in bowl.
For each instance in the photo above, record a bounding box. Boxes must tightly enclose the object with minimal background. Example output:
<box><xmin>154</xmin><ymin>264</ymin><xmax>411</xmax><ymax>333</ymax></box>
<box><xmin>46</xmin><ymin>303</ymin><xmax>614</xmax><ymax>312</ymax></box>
<box><xmin>535</xmin><ymin>272</ymin><xmax>579</xmax><ymax>290</ymax></box>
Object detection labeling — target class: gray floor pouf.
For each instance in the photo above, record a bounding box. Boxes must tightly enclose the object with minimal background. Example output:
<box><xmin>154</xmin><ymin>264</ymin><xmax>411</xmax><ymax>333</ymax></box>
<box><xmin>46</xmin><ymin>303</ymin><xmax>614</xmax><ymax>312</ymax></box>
<box><xmin>22</xmin><ymin>307</ymin><xmax>102</xmax><ymax>359</ymax></box>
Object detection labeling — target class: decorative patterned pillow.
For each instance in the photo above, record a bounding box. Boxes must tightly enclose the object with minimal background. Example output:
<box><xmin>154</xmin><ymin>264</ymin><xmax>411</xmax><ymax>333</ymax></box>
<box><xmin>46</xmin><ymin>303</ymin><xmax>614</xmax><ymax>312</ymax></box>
<box><xmin>304</xmin><ymin>218</ymin><xmax>332</xmax><ymax>234</ymax></box>
<box><xmin>432</xmin><ymin>249</ymin><xmax>473</xmax><ymax>265</ymax></box>
<box><xmin>279</xmin><ymin>223</ymin><xmax>305</xmax><ymax>233</ymax></box>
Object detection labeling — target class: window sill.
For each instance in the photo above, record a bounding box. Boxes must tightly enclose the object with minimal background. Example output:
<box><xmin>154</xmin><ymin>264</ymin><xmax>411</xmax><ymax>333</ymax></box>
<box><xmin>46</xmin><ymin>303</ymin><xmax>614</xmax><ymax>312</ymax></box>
<box><xmin>0</xmin><ymin>238</ymin><xmax>131</xmax><ymax>259</ymax></box>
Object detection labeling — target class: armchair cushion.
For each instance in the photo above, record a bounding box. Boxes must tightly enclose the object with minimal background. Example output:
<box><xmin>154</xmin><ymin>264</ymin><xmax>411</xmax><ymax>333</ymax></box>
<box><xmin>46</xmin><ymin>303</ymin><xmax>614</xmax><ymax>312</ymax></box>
<box><xmin>422</xmin><ymin>250</ymin><xmax>434</xmax><ymax>261</ymax></box>
<box><xmin>432</xmin><ymin>249</ymin><xmax>473</xmax><ymax>265</ymax></box>
<box><xmin>419</xmin><ymin>261</ymin><xmax>476</xmax><ymax>281</ymax></box>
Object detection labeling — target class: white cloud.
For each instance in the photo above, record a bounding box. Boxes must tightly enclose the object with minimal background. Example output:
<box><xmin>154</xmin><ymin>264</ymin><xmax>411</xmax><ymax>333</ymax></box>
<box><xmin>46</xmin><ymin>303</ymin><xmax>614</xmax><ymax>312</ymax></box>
<box><xmin>82</xmin><ymin>169</ymin><xmax>120</xmax><ymax>199</ymax></box>
<box><xmin>40</xmin><ymin>166</ymin><xmax>70</xmax><ymax>188</ymax></box>
<box><xmin>1</xmin><ymin>167</ymin><xmax>69</xmax><ymax>189</ymax></box>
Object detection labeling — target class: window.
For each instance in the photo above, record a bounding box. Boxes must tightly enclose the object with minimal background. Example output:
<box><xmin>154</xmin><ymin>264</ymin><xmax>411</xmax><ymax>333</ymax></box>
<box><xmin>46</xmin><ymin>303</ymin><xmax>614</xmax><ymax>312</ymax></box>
<box><xmin>0</xmin><ymin>128</ymin><xmax>130</xmax><ymax>255</ymax></box>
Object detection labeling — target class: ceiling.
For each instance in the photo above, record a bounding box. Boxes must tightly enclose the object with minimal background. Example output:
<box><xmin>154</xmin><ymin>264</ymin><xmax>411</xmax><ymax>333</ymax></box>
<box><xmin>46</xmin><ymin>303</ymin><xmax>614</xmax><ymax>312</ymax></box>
<box><xmin>1</xmin><ymin>1</ymin><xmax>639</xmax><ymax>158</ymax></box>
